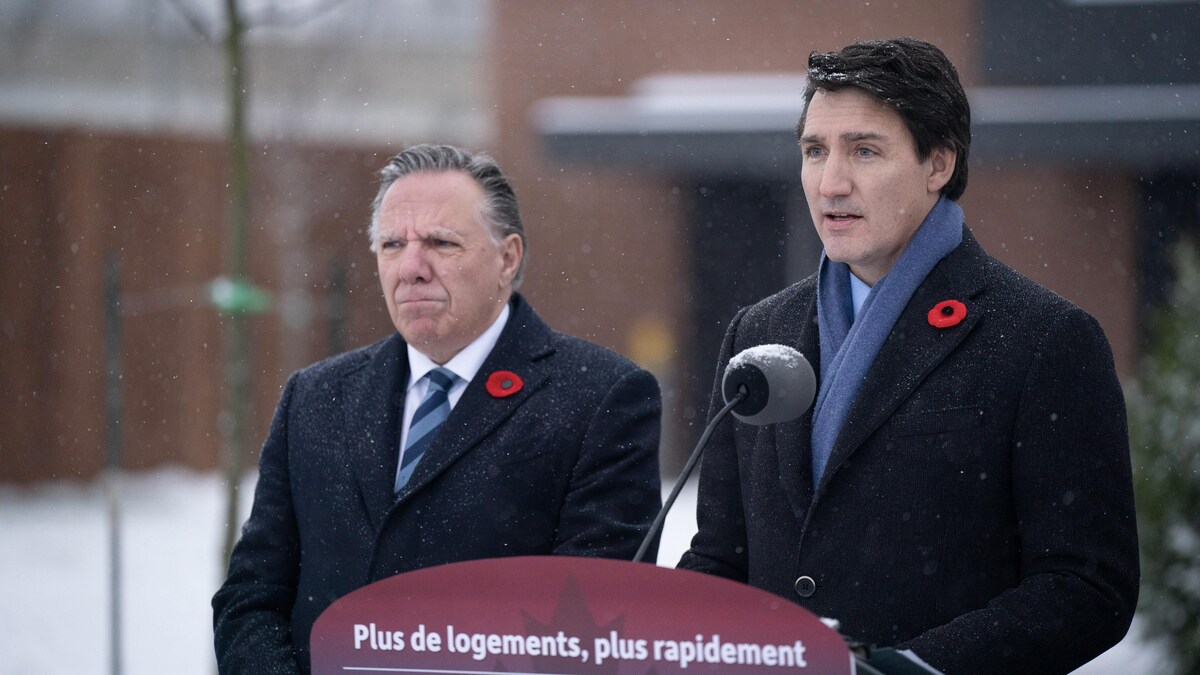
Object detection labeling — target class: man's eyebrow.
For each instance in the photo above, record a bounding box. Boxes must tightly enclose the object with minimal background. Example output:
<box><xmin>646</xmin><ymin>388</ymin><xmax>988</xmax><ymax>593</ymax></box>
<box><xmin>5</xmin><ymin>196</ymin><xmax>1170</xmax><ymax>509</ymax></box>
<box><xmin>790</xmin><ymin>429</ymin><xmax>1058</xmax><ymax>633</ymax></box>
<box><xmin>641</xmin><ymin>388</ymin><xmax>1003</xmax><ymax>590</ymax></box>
<box><xmin>422</xmin><ymin>227</ymin><xmax>462</xmax><ymax>241</ymax></box>
<box><xmin>799</xmin><ymin>131</ymin><xmax>889</xmax><ymax>144</ymax></box>
<box><xmin>842</xmin><ymin>131</ymin><xmax>888</xmax><ymax>143</ymax></box>
<box><xmin>376</xmin><ymin>226</ymin><xmax>462</xmax><ymax>242</ymax></box>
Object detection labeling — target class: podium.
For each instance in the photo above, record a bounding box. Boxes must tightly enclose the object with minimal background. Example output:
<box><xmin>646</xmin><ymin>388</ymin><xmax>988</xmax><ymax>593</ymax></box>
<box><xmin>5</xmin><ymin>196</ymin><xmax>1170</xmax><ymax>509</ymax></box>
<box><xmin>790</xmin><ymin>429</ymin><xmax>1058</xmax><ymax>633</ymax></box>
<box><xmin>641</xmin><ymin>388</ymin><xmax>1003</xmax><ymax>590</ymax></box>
<box><xmin>310</xmin><ymin>556</ymin><xmax>857</xmax><ymax>674</ymax></box>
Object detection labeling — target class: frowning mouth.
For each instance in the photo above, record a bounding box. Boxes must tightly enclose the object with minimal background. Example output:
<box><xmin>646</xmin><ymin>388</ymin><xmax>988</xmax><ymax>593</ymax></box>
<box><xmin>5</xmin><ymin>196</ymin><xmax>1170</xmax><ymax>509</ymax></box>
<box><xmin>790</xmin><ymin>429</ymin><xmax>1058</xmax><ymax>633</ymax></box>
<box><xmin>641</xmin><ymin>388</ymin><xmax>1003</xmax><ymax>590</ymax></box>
<box><xmin>397</xmin><ymin>297</ymin><xmax>446</xmax><ymax>308</ymax></box>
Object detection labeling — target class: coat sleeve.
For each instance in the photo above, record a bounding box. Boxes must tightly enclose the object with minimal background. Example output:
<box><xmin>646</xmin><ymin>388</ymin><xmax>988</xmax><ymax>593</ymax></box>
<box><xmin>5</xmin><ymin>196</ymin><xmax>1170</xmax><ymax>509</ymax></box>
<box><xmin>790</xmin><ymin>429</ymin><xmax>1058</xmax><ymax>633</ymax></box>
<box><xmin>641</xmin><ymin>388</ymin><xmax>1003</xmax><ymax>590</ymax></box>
<box><xmin>212</xmin><ymin>373</ymin><xmax>304</xmax><ymax>675</ymax></box>
<box><xmin>553</xmin><ymin>364</ymin><xmax>664</xmax><ymax>561</ymax></box>
<box><xmin>900</xmin><ymin>308</ymin><xmax>1140</xmax><ymax>675</ymax></box>
<box><xmin>676</xmin><ymin>306</ymin><xmax>752</xmax><ymax>580</ymax></box>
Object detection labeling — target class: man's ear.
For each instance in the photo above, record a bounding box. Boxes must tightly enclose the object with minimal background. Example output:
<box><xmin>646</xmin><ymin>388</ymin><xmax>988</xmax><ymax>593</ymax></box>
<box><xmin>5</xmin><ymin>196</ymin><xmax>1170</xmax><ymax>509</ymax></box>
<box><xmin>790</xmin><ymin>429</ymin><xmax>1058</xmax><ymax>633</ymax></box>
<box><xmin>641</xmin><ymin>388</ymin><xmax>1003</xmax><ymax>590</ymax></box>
<box><xmin>927</xmin><ymin>146</ymin><xmax>957</xmax><ymax>194</ymax></box>
<box><xmin>499</xmin><ymin>233</ymin><xmax>523</xmax><ymax>286</ymax></box>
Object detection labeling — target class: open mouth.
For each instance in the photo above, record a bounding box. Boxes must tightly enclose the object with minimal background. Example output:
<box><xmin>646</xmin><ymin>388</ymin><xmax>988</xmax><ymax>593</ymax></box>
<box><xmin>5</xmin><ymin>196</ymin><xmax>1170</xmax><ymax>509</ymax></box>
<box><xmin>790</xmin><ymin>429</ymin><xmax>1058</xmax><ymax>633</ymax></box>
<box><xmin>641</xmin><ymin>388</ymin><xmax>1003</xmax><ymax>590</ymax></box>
<box><xmin>825</xmin><ymin>212</ymin><xmax>862</xmax><ymax>223</ymax></box>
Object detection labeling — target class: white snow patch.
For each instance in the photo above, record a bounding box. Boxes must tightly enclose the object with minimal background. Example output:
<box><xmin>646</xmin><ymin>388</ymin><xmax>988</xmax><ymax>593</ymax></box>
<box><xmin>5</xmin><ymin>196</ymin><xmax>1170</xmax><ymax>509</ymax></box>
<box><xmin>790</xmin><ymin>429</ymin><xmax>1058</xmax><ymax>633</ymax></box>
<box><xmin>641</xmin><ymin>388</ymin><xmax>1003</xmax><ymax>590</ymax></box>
<box><xmin>0</xmin><ymin>468</ymin><xmax>1165</xmax><ymax>674</ymax></box>
<box><xmin>728</xmin><ymin>343</ymin><xmax>805</xmax><ymax>371</ymax></box>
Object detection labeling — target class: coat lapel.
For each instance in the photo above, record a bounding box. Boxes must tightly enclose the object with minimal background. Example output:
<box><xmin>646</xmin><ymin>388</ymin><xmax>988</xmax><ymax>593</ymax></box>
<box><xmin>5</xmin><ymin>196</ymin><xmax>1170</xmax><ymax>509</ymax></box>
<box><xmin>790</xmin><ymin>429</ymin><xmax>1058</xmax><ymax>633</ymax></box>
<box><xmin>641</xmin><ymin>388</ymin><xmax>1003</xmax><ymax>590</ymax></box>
<box><xmin>393</xmin><ymin>296</ymin><xmax>556</xmax><ymax>504</ymax></box>
<box><xmin>343</xmin><ymin>334</ymin><xmax>409</xmax><ymax>532</ymax></box>
<box><xmin>769</xmin><ymin>285</ymin><xmax>821</xmax><ymax>522</ymax></box>
<box><xmin>818</xmin><ymin>231</ymin><xmax>988</xmax><ymax>493</ymax></box>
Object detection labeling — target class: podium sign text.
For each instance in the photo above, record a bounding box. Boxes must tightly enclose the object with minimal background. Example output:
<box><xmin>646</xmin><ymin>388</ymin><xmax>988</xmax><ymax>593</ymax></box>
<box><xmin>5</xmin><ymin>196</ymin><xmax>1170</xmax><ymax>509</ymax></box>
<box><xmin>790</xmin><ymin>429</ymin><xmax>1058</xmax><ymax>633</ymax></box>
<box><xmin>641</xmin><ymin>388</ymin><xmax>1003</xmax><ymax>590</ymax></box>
<box><xmin>310</xmin><ymin>556</ymin><xmax>853</xmax><ymax>674</ymax></box>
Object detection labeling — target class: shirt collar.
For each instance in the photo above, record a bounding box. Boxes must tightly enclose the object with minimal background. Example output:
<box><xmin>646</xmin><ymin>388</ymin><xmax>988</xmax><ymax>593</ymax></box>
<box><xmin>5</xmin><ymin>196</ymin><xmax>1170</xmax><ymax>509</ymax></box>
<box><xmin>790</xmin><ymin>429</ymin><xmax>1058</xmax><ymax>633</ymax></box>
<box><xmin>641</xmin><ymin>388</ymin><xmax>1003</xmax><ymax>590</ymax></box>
<box><xmin>849</xmin><ymin>272</ymin><xmax>872</xmax><ymax>319</ymax></box>
<box><xmin>406</xmin><ymin>302</ymin><xmax>511</xmax><ymax>390</ymax></box>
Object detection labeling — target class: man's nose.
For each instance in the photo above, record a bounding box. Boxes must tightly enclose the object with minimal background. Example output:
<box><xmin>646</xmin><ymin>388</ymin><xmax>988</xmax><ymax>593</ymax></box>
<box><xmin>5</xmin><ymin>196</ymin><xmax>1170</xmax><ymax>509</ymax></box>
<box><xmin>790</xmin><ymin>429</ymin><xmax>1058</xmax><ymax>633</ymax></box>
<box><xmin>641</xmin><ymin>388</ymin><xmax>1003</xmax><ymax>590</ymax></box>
<box><xmin>397</xmin><ymin>244</ymin><xmax>431</xmax><ymax>283</ymax></box>
<box><xmin>819</xmin><ymin>156</ymin><xmax>852</xmax><ymax>198</ymax></box>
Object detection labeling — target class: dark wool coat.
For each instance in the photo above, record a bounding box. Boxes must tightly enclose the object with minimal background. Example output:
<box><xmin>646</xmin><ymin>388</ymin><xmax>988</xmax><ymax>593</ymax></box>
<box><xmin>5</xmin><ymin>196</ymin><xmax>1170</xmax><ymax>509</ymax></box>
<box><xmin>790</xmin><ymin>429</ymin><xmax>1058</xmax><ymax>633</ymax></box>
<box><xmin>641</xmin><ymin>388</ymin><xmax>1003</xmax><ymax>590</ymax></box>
<box><xmin>212</xmin><ymin>295</ymin><xmax>662</xmax><ymax>674</ymax></box>
<box><xmin>679</xmin><ymin>229</ymin><xmax>1139</xmax><ymax>675</ymax></box>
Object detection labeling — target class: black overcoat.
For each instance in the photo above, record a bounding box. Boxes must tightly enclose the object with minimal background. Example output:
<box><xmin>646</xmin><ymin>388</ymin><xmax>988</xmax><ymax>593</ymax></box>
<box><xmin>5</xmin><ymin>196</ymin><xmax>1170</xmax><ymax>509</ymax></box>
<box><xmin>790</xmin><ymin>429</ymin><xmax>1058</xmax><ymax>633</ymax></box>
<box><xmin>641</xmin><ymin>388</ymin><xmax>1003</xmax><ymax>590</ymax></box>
<box><xmin>213</xmin><ymin>295</ymin><xmax>662</xmax><ymax>673</ymax></box>
<box><xmin>680</xmin><ymin>229</ymin><xmax>1138</xmax><ymax>675</ymax></box>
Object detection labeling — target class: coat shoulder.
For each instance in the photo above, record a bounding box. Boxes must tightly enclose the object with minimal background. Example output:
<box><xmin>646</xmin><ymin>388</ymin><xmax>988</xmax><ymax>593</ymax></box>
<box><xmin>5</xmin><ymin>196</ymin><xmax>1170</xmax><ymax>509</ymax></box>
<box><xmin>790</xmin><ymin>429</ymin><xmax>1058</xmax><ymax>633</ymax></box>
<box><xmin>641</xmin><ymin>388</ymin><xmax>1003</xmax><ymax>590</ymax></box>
<box><xmin>976</xmin><ymin>253</ymin><xmax>1103</xmax><ymax>333</ymax></box>
<box><xmin>734</xmin><ymin>275</ymin><xmax>819</xmax><ymax>339</ymax></box>
<box><xmin>547</xmin><ymin>330</ymin><xmax>646</xmax><ymax>382</ymax></box>
<box><xmin>291</xmin><ymin>335</ymin><xmax>395</xmax><ymax>386</ymax></box>
<box><xmin>750</xmin><ymin>275</ymin><xmax>818</xmax><ymax>313</ymax></box>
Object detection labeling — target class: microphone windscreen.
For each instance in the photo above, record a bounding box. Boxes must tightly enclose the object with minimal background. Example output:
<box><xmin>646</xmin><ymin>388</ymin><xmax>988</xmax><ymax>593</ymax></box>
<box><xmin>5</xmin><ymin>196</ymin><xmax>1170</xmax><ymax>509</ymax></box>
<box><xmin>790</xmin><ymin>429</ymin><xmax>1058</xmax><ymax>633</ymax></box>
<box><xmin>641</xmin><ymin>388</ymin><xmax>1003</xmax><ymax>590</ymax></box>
<box><xmin>721</xmin><ymin>344</ymin><xmax>816</xmax><ymax>425</ymax></box>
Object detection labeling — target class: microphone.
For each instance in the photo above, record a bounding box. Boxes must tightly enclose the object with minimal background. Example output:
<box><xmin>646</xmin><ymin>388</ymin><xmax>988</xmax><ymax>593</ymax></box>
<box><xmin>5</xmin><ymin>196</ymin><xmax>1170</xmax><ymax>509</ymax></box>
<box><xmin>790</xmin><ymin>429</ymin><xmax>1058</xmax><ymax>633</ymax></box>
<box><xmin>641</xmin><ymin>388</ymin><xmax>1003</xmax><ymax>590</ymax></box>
<box><xmin>632</xmin><ymin>344</ymin><xmax>816</xmax><ymax>563</ymax></box>
<box><xmin>721</xmin><ymin>344</ymin><xmax>816</xmax><ymax>425</ymax></box>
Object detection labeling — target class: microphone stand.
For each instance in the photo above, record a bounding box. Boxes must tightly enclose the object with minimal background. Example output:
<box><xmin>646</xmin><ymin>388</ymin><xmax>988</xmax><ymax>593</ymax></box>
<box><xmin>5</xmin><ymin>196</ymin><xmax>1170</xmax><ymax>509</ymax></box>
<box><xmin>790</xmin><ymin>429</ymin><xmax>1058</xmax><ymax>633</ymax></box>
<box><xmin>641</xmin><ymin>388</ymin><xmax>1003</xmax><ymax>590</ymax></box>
<box><xmin>632</xmin><ymin>388</ymin><xmax>746</xmax><ymax>563</ymax></box>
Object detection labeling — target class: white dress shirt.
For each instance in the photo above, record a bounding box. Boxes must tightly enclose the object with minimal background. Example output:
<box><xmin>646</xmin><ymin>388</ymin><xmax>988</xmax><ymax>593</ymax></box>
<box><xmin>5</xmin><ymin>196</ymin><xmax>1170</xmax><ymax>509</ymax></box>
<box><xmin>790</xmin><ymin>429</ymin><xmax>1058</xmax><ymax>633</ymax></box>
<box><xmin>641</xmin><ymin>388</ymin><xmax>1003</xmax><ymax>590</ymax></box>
<box><xmin>850</xmin><ymin>272</ymin><xmax>871</xmax><ymax>319</ymax></box>
<box><xmin>399</xmin><ymin>302</ymin><xmax>510</xmax><ymax>450</ymax></box>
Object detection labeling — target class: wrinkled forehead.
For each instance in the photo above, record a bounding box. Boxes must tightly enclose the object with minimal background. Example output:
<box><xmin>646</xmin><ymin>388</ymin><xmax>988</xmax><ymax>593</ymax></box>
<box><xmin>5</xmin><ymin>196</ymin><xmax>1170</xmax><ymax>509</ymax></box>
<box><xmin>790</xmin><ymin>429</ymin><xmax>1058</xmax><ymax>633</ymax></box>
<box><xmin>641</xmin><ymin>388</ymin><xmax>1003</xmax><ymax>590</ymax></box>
<box><xmin>378</xmin><ymin>171</ymin><xmax>491</xmax><ymax>235</ymax></box>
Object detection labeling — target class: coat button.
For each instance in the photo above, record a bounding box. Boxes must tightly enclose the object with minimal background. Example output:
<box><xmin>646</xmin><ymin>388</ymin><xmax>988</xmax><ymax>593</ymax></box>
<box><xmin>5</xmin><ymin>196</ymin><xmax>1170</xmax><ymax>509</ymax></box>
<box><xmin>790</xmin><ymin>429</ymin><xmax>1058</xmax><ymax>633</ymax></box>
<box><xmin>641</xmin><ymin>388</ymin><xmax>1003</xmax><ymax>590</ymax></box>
<box><xmin>794</xmin><ymin>575</ymin><xmax>816</xmax><ymax>598</ymax></box>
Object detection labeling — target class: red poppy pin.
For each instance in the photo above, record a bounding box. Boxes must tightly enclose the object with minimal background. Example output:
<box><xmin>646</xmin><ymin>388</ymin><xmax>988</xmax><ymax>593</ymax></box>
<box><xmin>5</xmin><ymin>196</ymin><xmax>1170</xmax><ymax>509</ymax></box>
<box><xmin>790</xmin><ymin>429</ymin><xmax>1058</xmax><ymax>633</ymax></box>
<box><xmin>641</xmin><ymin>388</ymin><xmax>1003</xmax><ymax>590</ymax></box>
<box><xmin>486</xmin><ymin>370</ymin><xmax>524</xmax><ymax>398</ymax></box>
<box><xmin>927</xmin><ymin>299</ymin><xmax>967</xmax><ymax>328</ymax></box>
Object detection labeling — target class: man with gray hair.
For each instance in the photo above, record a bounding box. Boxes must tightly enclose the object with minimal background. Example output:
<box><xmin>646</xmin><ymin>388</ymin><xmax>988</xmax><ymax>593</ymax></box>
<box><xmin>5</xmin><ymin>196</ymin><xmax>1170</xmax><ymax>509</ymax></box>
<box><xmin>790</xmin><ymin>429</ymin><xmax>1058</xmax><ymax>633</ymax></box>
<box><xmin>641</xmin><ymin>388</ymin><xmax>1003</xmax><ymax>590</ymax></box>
<box><xmin>213</xmin><ymin>144</ymin><xmax>662</xmax><ymax>674</ymax></box>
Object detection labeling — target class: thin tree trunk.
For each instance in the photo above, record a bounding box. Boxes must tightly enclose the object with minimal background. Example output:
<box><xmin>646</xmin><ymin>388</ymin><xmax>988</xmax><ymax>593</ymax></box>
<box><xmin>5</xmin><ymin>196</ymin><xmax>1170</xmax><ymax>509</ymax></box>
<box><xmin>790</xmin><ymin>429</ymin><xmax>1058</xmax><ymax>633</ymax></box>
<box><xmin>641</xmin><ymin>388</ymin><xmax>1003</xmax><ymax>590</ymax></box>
<box><xmin>220</xmin><ymin>0</ymin><xmax>253</xmax><ymax>568</ymax></box>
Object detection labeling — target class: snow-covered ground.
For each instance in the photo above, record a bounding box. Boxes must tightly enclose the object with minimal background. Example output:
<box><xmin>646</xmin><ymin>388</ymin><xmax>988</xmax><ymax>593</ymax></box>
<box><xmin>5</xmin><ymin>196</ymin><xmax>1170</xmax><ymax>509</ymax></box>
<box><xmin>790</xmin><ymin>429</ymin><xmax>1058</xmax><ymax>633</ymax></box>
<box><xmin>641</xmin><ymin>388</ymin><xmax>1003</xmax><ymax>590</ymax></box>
<box><xmin>0</xmin><ymin>468</ymin><xmax>1166</xmax><ymax>674</ymax></box>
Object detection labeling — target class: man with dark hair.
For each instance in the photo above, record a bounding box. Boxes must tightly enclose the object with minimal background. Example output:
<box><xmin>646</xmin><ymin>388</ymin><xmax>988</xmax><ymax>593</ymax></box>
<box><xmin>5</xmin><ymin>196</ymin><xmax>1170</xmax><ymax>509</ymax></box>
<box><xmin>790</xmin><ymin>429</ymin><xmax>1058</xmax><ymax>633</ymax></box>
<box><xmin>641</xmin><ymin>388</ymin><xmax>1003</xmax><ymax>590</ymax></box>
<box><xmin>213</xmin><ymin>144</ymin><xmax>662</xmax><ymax>674</ymax></box>
<box><xmin>679</xmin><ymin>38</ymin><xmax>1138</xmax><ymax>674</ymax></box>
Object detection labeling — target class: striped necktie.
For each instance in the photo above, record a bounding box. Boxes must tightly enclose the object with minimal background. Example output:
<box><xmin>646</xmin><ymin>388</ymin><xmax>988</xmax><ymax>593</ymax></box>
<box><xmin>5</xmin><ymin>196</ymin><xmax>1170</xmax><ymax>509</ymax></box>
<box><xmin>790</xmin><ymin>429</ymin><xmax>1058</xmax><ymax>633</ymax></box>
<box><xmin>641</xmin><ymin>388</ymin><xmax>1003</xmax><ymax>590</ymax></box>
<box><xmin>395</xmin><ymin>367</ymin><xmax>458</xmax><ymax>494</ymax></box>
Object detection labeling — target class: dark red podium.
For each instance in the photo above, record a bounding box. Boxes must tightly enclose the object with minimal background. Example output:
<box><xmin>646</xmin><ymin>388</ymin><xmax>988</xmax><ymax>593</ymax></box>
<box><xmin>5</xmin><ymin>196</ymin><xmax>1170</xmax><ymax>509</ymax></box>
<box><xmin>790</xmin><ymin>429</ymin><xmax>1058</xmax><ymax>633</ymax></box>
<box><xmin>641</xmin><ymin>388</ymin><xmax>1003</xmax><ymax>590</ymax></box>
<box><xmin>310</xmin><ymin>556</ymin><xmax>854</xmax><ymax>674</ymax></box>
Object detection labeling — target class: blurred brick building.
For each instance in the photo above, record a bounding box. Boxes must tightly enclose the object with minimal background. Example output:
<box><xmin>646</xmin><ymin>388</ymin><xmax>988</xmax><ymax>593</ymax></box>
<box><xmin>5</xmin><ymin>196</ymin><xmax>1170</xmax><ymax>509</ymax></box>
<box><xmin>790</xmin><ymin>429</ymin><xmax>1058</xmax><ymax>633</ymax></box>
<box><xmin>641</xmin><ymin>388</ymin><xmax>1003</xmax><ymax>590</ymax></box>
<box><xmin>2</xmin><ymin>0</ymin><xmax>1198</xmax><ymax>481</ymax></box>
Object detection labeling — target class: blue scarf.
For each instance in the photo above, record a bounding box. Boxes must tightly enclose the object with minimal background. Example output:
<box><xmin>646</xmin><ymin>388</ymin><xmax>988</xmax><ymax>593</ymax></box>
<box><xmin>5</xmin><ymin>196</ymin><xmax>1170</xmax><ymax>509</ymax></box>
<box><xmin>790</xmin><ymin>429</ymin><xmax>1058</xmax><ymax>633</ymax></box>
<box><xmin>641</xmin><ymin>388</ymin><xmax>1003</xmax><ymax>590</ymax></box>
<box><xmin>810</xmin><ymin>196</ymin><xmax>964</xmax><ymax>489</ymax></box>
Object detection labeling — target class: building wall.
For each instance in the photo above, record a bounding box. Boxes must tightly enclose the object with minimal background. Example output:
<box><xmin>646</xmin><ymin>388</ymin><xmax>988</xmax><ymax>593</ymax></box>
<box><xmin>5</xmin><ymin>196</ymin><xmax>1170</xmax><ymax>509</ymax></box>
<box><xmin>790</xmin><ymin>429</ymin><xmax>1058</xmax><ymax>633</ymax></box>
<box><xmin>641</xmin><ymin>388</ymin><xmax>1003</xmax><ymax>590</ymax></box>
<box><xmin>0</xmin><ymin>127</ymin><xmax>396</xmax><ymax>482</ymax></box>
<box><xmin>981</xmin><ymin>0</ymin><xmax>1200</xmax><ymax>86</ymax></box>
<box><xmin>960</xmin><ymin>168</ymin><xmax>1139</xmax><ymax>373</ymax></box>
